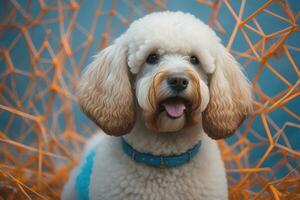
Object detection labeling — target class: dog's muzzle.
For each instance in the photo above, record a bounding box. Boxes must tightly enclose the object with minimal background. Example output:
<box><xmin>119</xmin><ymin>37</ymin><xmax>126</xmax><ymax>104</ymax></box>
<box><xmin>157</xmin><ymin>72</ymin><xmax>191</xmax><ymax>119</ymax></box>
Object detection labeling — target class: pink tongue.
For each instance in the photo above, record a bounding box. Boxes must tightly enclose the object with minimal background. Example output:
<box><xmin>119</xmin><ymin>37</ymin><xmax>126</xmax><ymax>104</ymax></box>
<box><xmin>163</xmin><ymin>102</ymin><xmax>186</xmax><ymax>118</ymax></box>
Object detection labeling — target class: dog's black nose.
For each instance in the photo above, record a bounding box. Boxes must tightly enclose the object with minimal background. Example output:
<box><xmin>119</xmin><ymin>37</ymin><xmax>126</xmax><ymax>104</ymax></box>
<box><xmin>167</xmin><ymin>73</ymin><xmax>189</xmax><ymax>92</ymax></box>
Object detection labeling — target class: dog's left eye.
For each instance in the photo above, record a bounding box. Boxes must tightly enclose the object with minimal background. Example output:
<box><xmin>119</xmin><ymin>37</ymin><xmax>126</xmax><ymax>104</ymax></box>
<box><xmin>146</xmin><ymin>53</ymin><xmax>160</xmax><ymax>64</ymax></box>
<box><xmin>190</xmin><ymin>55</ymin><xmax>199</xmax><ymax>65</ymax></box>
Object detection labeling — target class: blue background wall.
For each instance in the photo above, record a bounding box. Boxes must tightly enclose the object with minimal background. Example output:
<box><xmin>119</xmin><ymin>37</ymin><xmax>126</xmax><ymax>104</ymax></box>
<box><xmin>0</xmin><ymin>0</ymin><xmax>299</xmax><ymax>195</ymax></box>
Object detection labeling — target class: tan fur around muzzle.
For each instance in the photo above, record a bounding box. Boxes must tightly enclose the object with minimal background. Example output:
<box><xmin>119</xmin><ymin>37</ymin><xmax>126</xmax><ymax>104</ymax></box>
<box><xmin>145</xmin><ymin>68</ymin><xmax>202</xmax><ymax>132</ymax></box>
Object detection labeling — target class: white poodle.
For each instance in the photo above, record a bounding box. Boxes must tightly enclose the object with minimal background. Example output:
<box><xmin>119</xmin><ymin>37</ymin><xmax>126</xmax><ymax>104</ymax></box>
<box><xmin>62</xmin><ymin>11</ymin><xmax>253</xmax><ymax>200</ymax></box>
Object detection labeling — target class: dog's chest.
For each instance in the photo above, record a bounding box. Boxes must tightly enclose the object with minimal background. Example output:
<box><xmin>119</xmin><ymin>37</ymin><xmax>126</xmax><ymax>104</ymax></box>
<box><xmin>88</xmin><ymin>140</ymin><xmax>227</xmax><ymax>200</ymax></box>
<box><xmin>91</xmin><ymin>160</ymin><xmax>204</xmax><ymax>200</ymax></box>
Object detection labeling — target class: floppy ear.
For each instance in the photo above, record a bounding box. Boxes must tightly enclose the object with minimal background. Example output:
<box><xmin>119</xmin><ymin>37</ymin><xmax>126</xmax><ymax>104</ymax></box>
<box><xmin>77</xmin><ymin>44</ymin><xmax>135</xmax><ymax>136</ymax></box>
<box><xmin>203</xmin><ymin>45</ymin><xmax>253</xmax><ymax>140</ymax></box>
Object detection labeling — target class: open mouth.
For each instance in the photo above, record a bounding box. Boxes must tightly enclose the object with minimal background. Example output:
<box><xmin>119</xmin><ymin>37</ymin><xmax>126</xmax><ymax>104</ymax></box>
<box><xmin>158</xmin><ymin>97</ymin><xmax>190</xmax><ymax>119</ymax></box>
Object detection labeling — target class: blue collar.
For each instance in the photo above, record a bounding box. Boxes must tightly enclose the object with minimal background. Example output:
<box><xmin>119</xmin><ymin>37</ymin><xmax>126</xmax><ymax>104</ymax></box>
<box><xmin>121</xmin><ymin>138</ymin><xmax>202</xmax><ymax>167</ymax></box>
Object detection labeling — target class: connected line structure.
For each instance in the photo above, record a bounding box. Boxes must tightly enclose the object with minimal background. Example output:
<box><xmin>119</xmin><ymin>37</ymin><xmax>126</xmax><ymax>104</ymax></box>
<box><xmin>0</xmin><ymin>0</ymin><xmax>299</xmax><ymax>199</ymax></box>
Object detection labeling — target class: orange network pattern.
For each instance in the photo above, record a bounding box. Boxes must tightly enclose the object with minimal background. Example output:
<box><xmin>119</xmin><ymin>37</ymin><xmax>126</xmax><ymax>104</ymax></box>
<box><xmin>0</xmin><ymin>0</ymin><xmax>299</xmax><ymax>199</ymax></box>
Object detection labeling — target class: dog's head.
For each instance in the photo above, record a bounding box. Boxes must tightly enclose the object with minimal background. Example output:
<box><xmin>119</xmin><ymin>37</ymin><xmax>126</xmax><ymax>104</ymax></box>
<box><xmin>78</xmin><ymin>11</ymin><xmax>253</xmax><ymax>139</ymax></box>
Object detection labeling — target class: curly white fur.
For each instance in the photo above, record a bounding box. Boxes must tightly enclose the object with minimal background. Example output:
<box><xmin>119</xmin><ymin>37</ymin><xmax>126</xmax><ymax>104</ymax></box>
<box><xmin>62</xmin><ymin>11</ymin><xmax>253</xmax><ymax>200</ymax></box>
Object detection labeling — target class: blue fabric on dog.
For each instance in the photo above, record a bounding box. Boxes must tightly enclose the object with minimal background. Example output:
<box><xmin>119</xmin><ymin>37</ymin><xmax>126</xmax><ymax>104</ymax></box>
<box><xmin>76</xmin><ymin>147</ymin><xmax>97</xmax><ymax>200</ymax></box>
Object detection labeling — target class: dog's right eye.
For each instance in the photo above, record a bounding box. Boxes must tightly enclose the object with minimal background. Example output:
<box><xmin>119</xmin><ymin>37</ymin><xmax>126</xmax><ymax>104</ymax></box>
<box><xmin>146</xmin><ymin>53</ymin><xmax>160</xmax><ymax>64</ymax></box>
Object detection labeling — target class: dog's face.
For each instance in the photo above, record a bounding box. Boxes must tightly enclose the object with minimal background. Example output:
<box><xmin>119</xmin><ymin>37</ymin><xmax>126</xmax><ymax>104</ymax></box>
<box><xmin>78</xmin><ymin>11</ymin><xmax>253</xmax><ymax>139</ymax></box>
<box><xmin>135</xmin><ymin>52</ymin><xmax>209</xmax><ymax>132</ymax></box>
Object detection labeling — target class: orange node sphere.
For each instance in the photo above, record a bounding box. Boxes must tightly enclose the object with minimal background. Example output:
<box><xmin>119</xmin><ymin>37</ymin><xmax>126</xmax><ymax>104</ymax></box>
<box><xmin>62</xmin><ymin>39</ymin><xmax>72</xmax><ymax>56</ymax></box>
<box><xmin>111</xmin><ymin>9</ymin><xmax>117</xmax><ymax>16</ymax></box>
<box><xmin>87</xmin><ymin>35</ymin><xmax>93</xmax><ymax>44</ymax></box>
<box><xmin>71</xmin><ymin>3</ymin><xmax>80</xmax><ymax>10</ymax></box>
<box><xmin>95</xmin><ymin>10</ymin><xmax>101</xmax><ymax>16</ymax></box>
<box><xmin>52</xmin><ymin>57</ymin><xmax>59</xmax><ymax>67</ymax></box>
